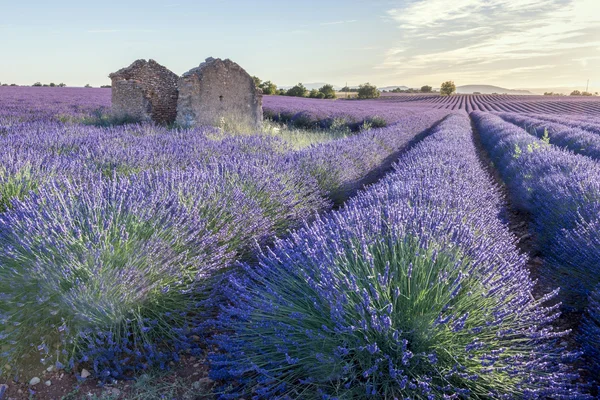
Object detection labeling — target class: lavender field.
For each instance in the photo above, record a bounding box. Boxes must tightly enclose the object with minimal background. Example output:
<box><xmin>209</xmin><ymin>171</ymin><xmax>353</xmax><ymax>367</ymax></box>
<box><xmin>1</xmin><ymin>86</ymin><xmax>600</xmax><ymax>399</ymax></box>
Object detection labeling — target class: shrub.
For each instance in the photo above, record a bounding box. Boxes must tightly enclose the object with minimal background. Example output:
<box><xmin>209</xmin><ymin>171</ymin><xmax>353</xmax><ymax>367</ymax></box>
<box><xmin>309</xmin><ymin>89</ymin><xmax>324</xmax><ymax>99</ymax></box>
<box><xmin>0</xmin><ymin>174</ymin><xmax>227</xmax><ymax>377</ymax></box>
<box><xmin>357</xmin><ymin>83</ymin><xmax>380</xmax><ymax>99</ymax></box>
<box><xmin>580</xmin><ymin>286</ymin><xmax>600</xmax><ymax>378</ymax></box>
<box><xmin>259</xmin><ymin>81</ymin><xmax>278</xmax><ymax>95</ymax></box>
<box><xmin>440</xmin><ymin>81</ymin><xmax>456</xmax><ymax>96</ymax></box>
<box><xmin>286</xmin><ymin>83</ymin><xmax>308</xmax><ymax>98</ymax></box>
<box><xmin>318</xmin><ymin>84</ymin><xmax>337</xmax><ymax>99</ymax></box>
<box><xmin>210</xmin><ymin>114</ymin><xmax>579</xmax><ymax>398</ymax></box>
<box><xmin>364</xmin><ymin>115</ymin><xmax>387</xmax><ymax>129</ymax></box>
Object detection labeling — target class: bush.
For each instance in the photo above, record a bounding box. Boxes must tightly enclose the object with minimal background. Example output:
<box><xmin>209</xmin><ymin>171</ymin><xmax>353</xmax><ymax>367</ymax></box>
<box><xmin>440</xmin><ymin>81</ymin><xmax>456</xmax><ymax>96</ymax></box>
<box><xmin>357</xmin><ymin>83</ymin><xmax>380</xmax><ymax>99</ymax></box>
<box><xmin>364</xmin><ymin>115</ymin><xmax>387</xmax><ymax>129</ymax></box>
<box><xmin>211</xmin><ymin>114</ymin><xmax>579</xmax><ymax>398</ymax></box>
<box><xmin>286</xmin><ymin>83</ymin><xmax>308</xmax><ymax>98</ymax></box>
<box><xmin>421</xmin><ymin>85</ymin><xmax>432</xmax><ymax>93</ymax></box>
<box><xmin>308</xmin><ymin>89</ymin><xmax>324</xmax><ymax>99</ymax></box>
<box><xmin>0</xmin><ymin>173</ymin><xmax>227</xmax><ymax>376</ymax></box>
<box><xmin>580</xmin><ymin>286</ymin><xmax>600</xmax><ymax>378</ymax></box>
<box><xmin>318</xmin><ymin>84</ymin><xmax>337</xmax><ymax>99</ymax></box>
<box><xmin>259</xmin><ymin>81</ymin><xmax>278</xmax><ymax>95</ymax></box>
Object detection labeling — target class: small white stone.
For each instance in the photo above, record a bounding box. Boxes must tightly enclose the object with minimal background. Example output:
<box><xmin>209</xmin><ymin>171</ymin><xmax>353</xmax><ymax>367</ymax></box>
<box><xmin>46</xmin><ymin>365</ymin><xmax>54</xmax><ymax>372</ymax></box>
<box><xmin>81</xmin><ymin>368</ymin><xmax>91</xmax><ymax>378</ymax></box>
<box><xmin>44</xmin><ymin>380</ymin><xmax>52</xmax><ymax>386</ymax></box>
<box><xmin>29</xmin><ymin>377</ymin><xmax>41</xmax><ymax>386</ymax></box>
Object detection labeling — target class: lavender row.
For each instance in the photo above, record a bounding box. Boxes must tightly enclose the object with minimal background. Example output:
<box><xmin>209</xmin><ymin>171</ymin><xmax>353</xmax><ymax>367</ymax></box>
<box><xmin>0</xmin><ymin>160</ymin><xmax>328</xmax><ymax>378</ymax></box>
<box><xmin>472</xmin><ymin>111</ymin><xmax>600</xmax><ymax>307</ymax></box>
<box><xmin>495</xmin><ymin>112</ymin><xmax>600</xmax><ymax>160</ymax></box>
<box><xmin>263</xmin><ymin>95</ymin><xmax>438</xmax><ymax>128</ymax></box>
<box><xmin>210</xmin><ymin>113</ymin><xmax>580</xmax><ymax>399</ymax></box>
<box><xmin>522</xmin><ymin>113</ymin><xmax>600</xmax><ymax>135</ymax></box>
<box><xmin>292</xmin><ymin>109</ymin><xmax>450</xmax><ymax>202</ymax></box>
<box><xmin>0</xmin><ymin>109</ymin><xmax>448</xmax><ymax>209</ymax></box>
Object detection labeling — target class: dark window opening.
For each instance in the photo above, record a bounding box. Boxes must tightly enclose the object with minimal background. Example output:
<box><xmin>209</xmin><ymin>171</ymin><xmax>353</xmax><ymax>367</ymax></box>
<box><xmin>219</xmin><ymin>95</ymin><xmax>224</xmax><ymax>102</ymax></box>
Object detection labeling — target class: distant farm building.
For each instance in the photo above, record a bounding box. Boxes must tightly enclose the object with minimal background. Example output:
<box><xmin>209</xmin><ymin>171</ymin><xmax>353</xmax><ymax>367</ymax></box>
<box><xmin>176</xmin><ymin>57</ymin><xmax>263</xmax><ymax>130</ymax></box>
<box><xmin>109</xmin><ymin>59</ymin><xmax>179</xmax><ymax>125</ymax></box>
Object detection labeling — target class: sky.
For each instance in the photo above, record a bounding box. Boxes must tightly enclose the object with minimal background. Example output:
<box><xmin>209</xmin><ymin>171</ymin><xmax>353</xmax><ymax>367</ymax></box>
<box><xmin>0</xmin><ymin>0</ymin><xmax>598</xmax><ymax>91</ymax></box>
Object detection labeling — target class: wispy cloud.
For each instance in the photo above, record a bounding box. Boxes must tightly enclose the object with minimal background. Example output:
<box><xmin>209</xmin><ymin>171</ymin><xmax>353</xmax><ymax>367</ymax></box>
<box><xmin>320</xmin><ymin>20</ymin><xmax>357</xmax><ymax>26</ymax></box>
<box><xmin>87</xmin><ymin>29</ymin><xmax>157</xmax><ymax>34</ymax></box>
<box><xmin>87</xmin><ymin>29</ymin><xmax>120</xmax><ymax>33</ymax></box>
<box><xmin>380</xmin><ymin>0</ymin><xmax>600</xmax><ymax>86</ymax></box>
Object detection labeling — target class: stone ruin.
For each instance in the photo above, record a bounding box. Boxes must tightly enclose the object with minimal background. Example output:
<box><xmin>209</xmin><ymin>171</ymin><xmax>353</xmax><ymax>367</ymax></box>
<box><xmin>109</xmin><ymin>57</ymin><xmax>263</xmax><ymax>130</ymax></box>
<box><xmin>109</xmin><ymin>59</ymin><xmax>179</xmax><ymax>125</ymax></box>
<box><xmin>176</xmin><ymin>58</ymin><xmax>263</xmax><ymax>130</ymax></box>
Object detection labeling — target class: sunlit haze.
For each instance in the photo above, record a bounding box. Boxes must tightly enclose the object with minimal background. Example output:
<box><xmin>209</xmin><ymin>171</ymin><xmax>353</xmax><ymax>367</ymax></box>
<box><xmin>1</xmin><ymin>0</ymin><xmax>598</xmax><ymax>92</ymax></box>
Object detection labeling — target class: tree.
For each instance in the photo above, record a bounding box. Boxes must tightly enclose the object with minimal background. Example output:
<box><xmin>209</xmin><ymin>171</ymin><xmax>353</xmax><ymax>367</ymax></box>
<box><xmin>32</xmin><ymin>82</ymin><xmax>42</xmax><ymax>87</ymax></box>
<box><xmin>58</xmin><ymin>83</ymin><xmax>66</xmax><ymax>87</ymax></box>
<box><xmin>420</xmin><ymin>85</ymin><xmax>433</xmax><ymax>93</ymax></box>
<box><xmin>259</xmin><ymin>81</ymin><xmax>278</xmax><ymax>95</ymax></box>
<box><xmin>286</xmin><ymin>83</ymin><xmax>308</xmax><ymax>97</ymax></box>
<box><xmin>357</xmin><ymin>83</ymin><xmax>380</xmax><ymax>99</ymax></box>
<box><xmin>84</xmin><ymin>84</ymin><xmax>92</xmax><ymax>88</ymax></box>
<box><xmin>318</xmin><ymin>84</ymin><xmax>336</xmax><ymax>99</ymax></box>
<box><xmin>440</xmin><ymin>81</ymin><xmax>456</xmax><ymax>96</ymax></box>
<box><xmin>252</xmin><ymin>76</ymin><xmax>262</xmax><ymax>88</ymax></box>
<box><xmin>49</xmin><ymin>82</ymin><xmax>56</xmax><ymax>87</ymax></box>
<box><xmin>309</xmin><ymin>89</ymin><xmax>326</xmax><ymax>99</ymax></box>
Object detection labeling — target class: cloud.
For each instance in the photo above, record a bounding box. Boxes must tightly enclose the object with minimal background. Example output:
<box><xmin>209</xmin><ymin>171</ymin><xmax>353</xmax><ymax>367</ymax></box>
<box><xmin>320</xmin><ymin>20</ymin><xmax>357</xmax><ymax>26</ymax></box>
<box><xmin>87</xmin><ymin>29</ymin><xmax>120</xmax><ymax>33</ymax></box>
<box><xmin>380</xmin><ymin>0</ymin><xmax>600</xmax><ymax>86</ymax></box>
<box><xmin>87</xmin><ymin>29</ymin><xmax>157</xmax><ymax>34</ymax></box>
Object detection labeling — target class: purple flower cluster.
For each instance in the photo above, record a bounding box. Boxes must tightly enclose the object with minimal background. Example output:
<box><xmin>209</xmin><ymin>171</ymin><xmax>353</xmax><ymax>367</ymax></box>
<box><xmin>495</xmin><ymin>112</ymin><xmax>600</xmax><ymax>160</ymax></box>
<box><xmin>263</xmin><ymin>95</ymin><xmax>440</xmax><ymax>129</ymax></box>
<box><xmin>378</xmin><ymin>93</ymin><xmax>600</xmax><ymax>114</ymax></box>
<box><xmin>210</xmin><ymin>112</ymin><xmax>580</xmax><ymax>399</ymax></box>
<box><xmin>0</xmin><ymin>86</ymin><xmax>110</xmax><ymax>124</ymax></box>
<box><xmin>580</xmin><ymin>286</ymin><xmax>600</xmax><ymax>377</ymax></box>
<box><xmin>291</xmin><ymin>109</ymin><xmax>450</xmax><ymax>202</ymax></box>
<box><xmin>0</xmin><ymin>89</ymin><xmax>454</xmax><ymax>378</ymax></box>
<box><xmin>471</xmin><ymin>111</ymin><xmax>600</xmax><ymax>307</ymax></box>
<box><xmin>519</xmin><ymin>113</ymin><xmax>600</xmax><ymax>135</ymax></box>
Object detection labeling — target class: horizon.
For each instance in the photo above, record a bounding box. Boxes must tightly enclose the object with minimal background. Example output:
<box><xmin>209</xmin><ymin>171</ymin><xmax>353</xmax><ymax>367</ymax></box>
<box><xmin>1</xmin><ymin>0</ymin><xmax>598</xmax><ymax>92</ymax></box>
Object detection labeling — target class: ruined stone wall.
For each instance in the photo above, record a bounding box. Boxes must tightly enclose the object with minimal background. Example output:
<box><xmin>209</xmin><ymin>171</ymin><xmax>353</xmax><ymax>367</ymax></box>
<box><xmin>109</xmin><ymin>60</ymin><xmax>179</xmax><ymax>125</ymax></box>
<box><xmin>176</xmin><ymin>58</ymin><xmax>263</xmax><ymax>130</ymax></box>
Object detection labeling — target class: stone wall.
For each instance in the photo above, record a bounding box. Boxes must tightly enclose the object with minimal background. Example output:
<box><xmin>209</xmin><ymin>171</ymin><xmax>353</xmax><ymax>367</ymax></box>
<box><xmin>176</xmin><ymin>58</ymin><xmax>263</xmax><ymax>130</ymax></box>
<box><xmin>109</xmin><ymin>59</ymin><xmax>179</xmax><ymax>125</ymax></box>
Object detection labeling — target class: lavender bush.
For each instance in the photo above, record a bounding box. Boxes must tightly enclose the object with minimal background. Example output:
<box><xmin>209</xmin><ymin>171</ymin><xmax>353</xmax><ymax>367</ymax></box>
<box><xmin>210</xmin><ymin>113</ymin><xmax>580</xmax><ymax>399</ymax></box>
<box><xmin>580</xmin><ymin>286</ymin><xmax>600</xmax><ymax>377</ymax></box>
<box><xmin>471</xmin><ymin>111</ymin><xmax>600</xmax><ymax>308</ymax></box>
<box><xmin>496</xmin><ymin>112</ymin><xmax>600</xmax><ymax>160</ymax></box>
<box><xmin>0</xmin><ymin>89</ymin><xmax>450</xmax><ymax>378</ymax></box>
<box><xmin>0</xmin><ymin>174</ymin><xmax>228</xmax><ymax>377</ymax></box>
<box><xmin>522</xmin><ymin>113</ymin><xmax>600</xmax><ymax>135</ymax></box>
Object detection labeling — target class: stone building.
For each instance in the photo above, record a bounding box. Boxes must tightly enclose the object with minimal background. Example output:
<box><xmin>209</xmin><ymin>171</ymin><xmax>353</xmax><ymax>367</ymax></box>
<box><xmin>176</xmin><ymin>57</ymin><xmax>263</xmax><ymax>130</ymax></box>
<box><xmin>109</xmin><ymin>59</ymin><xmax>179</xmax><ymax>125</ymax></box>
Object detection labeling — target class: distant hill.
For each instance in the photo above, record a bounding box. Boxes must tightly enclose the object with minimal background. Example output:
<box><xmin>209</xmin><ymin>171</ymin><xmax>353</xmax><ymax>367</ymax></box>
<box><xmin>456</xmin><ymin>85</ymin><xmax>534</xmax><ymax>95</ymax></box>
